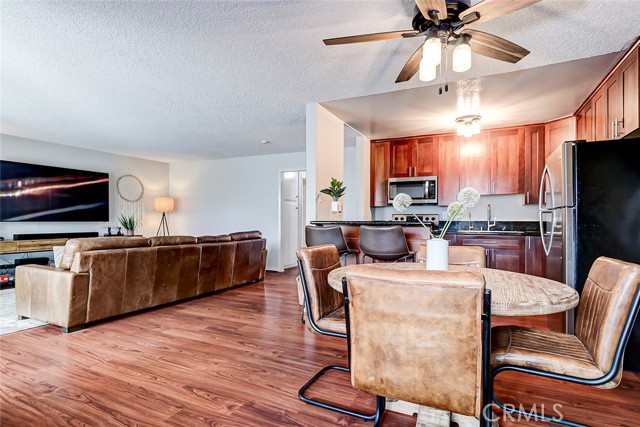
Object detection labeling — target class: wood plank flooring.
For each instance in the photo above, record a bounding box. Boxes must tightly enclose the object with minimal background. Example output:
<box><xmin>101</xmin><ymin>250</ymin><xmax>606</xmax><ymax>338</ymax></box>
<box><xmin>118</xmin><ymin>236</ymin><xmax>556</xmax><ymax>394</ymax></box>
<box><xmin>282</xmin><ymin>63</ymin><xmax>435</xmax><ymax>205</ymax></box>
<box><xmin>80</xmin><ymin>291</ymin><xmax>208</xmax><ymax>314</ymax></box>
<box><xmin>1</xmin><ymin>268</ymin><xmax>639</xmax><ymax>426</ymax></box>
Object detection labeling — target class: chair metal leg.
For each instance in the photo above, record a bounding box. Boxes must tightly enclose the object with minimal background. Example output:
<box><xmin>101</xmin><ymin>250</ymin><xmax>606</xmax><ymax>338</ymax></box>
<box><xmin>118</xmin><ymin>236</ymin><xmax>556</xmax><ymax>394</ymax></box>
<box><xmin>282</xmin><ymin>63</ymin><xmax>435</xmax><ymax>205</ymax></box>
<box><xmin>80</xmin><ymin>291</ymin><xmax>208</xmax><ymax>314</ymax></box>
<box><xmin>373</xmin><ymin>395</ymin><xmax>386</xmax><ymax>427</ymax></box>
<box><xmin>490</xmin><ymin>368</ymin><xmax>587</xmax><ymax>427</ymax></box>
<box><xmin>298</xmin><ymin>365</ymin><xmax>378</xmax><ymax>421</ymax></box>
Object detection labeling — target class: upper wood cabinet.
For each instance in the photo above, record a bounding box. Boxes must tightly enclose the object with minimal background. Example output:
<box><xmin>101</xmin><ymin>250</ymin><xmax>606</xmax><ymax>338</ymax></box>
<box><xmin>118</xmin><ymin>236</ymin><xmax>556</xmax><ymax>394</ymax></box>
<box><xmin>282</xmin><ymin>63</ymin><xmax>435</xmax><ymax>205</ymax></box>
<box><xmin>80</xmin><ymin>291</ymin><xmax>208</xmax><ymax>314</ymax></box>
<box><xmin>523</xmin><ymin>126</ymin><xmax>545</xmax><ymax>205</ymax></box>
<box><xmin>370</xmin><ymin>141</ymin><xmax>389</xmax><ymax>207</ymax></box>
<box><xmin>491</xmin><ymin>128</ymin><xmax>524</xmax><ymax>195</ymax></box>
<box><xmin>437</xmin><ymin>134</ymin><xmax>460</xmax><ymax>206</ymax></box>
<box><xmin>544</xmin><ymin>117</ymin><xmax>577</xmax><ymax>159</ymax></box>
<box><xmin>389</xmin><ymin>137</ymin><xmax>438</xmax><ymax>178</ymax></box>
<box><xmin>459</xmin><ymin>133</ymin><xmax>490</xmax><ymax>194</ymax></box>
<box><xmin>458</xmin><ymin>128</ymin><xmax>524</xmax><ymax>197</ymax></box>
<box><xmin>576</xmin><ymin>43</ymin><xmax>639</xmax><ymax>141</ymax></box>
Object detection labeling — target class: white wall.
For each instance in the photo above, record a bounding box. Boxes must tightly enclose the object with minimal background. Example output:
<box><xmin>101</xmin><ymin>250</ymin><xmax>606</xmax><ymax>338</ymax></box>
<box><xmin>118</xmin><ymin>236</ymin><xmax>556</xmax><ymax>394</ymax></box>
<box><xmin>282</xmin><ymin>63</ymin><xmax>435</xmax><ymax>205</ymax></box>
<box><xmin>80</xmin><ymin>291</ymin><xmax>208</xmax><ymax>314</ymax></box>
<box><xmin>0</xmin><ymin>134</ymin><xmax>170</xmax><ymax>244</ymax></box>
<box><xmin>169</xmin><ymin>151</ymin><xmax>305</xmax><ymax>271</ymax></box>
<box><xmin>305</xmin><ymin>103</ymin><xmax>345</xmax><ymax>222</ymax></box>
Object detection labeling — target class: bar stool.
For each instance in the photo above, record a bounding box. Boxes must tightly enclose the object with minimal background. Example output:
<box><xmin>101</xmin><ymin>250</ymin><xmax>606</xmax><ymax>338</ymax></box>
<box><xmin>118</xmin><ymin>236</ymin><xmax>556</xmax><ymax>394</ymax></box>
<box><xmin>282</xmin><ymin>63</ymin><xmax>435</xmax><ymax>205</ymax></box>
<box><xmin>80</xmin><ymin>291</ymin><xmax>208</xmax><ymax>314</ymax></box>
<box><xmin>359</xmin><ymin>225</ymin><xmax>415</xmax><ymax>263</ymax></box>
<box><xmin>305</xmin><ymin>225</ymin><xmax>360</xmax><ymax>265</ymax></box>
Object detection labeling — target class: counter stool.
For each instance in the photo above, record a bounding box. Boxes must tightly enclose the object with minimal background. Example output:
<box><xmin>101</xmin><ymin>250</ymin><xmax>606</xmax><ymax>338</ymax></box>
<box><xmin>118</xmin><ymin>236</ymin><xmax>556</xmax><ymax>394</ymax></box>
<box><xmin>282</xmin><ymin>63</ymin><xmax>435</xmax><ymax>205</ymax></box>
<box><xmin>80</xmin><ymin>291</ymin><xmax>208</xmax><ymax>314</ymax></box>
<box><xmin>359</xmin><ymin>225</ymin><xmax>414</xmax><ymax>263</ymax></box>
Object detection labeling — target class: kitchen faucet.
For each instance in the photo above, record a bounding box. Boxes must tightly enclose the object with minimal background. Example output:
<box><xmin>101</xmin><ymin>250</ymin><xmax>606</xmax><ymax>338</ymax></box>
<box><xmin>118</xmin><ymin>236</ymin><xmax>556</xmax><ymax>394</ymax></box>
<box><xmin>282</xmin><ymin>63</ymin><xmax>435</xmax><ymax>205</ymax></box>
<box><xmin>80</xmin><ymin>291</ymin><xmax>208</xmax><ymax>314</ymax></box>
<box><xmin>487</xmin><ymin>204</ymin><xmax>496</xmax><ymax>230</ymax></box>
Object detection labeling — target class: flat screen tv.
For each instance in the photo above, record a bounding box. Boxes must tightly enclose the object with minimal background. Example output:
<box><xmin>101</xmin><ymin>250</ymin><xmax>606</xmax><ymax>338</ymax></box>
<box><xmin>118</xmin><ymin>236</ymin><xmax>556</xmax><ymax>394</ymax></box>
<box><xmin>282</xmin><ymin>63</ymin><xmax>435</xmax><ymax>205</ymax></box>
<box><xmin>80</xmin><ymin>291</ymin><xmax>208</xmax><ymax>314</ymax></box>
<box><xmin>0</xmin><ymin>160</ymin><xmax>109</xmax><ymax>222</ymax></box>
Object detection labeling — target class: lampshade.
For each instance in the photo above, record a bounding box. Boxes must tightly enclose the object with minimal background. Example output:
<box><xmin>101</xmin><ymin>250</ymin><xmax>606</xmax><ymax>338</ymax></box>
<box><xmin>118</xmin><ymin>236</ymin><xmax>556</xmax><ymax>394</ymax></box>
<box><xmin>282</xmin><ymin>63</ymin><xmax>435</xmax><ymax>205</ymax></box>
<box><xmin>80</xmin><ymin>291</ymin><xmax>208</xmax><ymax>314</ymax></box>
<box><xmin>154</xmin><ymin>197</ymin><xmax>175</xmax><ymax>213</ymax></box>
<box><xmin>419</xmin><ymin>61</ymin><xmax>437</xmax><ymax>82</ymax></box>
<box><xmin>452</xmin><ymin>39</ymin><xmax>472</xmax><ymax>72</ymax></box>
<box><xmin>422</xmin><ymin>37</ymin><xmax>441</xmax><ymax>67</ymax></box>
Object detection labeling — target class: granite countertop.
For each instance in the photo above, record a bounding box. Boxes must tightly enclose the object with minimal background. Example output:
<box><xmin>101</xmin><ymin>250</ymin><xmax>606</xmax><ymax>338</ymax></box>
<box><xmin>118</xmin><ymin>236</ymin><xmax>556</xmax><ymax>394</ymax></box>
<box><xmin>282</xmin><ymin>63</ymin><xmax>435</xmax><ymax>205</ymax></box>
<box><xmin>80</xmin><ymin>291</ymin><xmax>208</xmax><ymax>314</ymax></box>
<box><xmin>310</xmin><ymin>220</ymin><xmax>541</xmax><ymax>236</ymax></box>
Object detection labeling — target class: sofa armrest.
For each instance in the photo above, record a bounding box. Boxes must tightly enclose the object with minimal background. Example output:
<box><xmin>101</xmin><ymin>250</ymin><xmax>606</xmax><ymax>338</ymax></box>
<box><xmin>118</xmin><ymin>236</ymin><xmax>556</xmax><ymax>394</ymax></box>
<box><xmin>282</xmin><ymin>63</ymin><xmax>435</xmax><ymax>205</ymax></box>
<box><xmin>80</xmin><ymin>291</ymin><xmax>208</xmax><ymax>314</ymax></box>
<box><xmin>16</xmin><ymin>265</ymin><xmax>89</xmax><ymax>329</ymax></box>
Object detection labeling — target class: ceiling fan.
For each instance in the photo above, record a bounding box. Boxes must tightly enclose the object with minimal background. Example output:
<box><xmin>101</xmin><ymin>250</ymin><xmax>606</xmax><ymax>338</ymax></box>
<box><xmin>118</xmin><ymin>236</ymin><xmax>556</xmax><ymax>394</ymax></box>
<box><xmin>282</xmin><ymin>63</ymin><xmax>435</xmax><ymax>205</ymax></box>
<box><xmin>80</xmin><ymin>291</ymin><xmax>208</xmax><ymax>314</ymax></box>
<box><xmin>323</xmin><ymin>0</ymin><xmax>540</xmax><ymax>84</ymax></box>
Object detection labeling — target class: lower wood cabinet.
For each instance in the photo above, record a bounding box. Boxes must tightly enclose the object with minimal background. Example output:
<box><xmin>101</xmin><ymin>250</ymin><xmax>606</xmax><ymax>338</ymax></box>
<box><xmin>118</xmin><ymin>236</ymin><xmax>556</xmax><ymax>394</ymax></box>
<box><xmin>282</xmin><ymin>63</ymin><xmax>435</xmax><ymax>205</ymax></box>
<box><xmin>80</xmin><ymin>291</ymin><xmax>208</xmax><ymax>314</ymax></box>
<box><xmin>524</xmin><ymin>236</ymin><xmax>563</xmax><ymax>282</ymax></box>
<box><xmin>456</xmin><ymin>235</ymin><xmax>526</xmax><ymax>273</ymax></box>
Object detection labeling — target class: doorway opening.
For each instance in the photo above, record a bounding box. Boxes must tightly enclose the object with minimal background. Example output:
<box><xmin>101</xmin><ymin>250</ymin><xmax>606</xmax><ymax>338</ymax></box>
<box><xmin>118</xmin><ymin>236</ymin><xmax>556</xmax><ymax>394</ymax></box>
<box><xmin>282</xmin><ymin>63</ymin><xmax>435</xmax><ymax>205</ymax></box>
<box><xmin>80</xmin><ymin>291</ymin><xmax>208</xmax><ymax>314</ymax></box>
<box><xmin>280</xmin><ymin>170</ymin><xmax>306</xmax><ymax>270</ymax></box>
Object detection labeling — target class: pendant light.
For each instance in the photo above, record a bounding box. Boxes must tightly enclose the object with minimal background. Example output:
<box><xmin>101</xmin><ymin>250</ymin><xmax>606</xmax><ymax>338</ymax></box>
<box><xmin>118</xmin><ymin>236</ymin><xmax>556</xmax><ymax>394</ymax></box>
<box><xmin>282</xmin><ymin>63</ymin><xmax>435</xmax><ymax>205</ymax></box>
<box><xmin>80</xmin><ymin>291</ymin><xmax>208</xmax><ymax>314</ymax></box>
<box><xmin>452</xmin><ymin>36</ymin><xmax>472</xmax><ymax>73</ymax></box>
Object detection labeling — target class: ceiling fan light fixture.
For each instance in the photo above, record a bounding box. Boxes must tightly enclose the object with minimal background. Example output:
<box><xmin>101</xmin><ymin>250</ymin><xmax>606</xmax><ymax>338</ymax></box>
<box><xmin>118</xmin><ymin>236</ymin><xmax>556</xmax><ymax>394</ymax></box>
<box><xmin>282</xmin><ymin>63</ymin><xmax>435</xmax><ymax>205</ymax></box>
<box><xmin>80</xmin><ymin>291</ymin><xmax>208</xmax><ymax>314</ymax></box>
<box><xmin>456</xmin><ymin>115</ymin><xmax>481</xmax><ymax>137</ymax></box>
<box><xmin>422</xmin><ymin>36</ymin><xmax>442</xmax><ymax>67</ymax></box>
<box><xmin>452</xmin><ymin>39</ymin><xmax>472</xmax><ymax>72</ymax></box>
<box><xmin>419</xmin><ymin>61</ymin><xmax>437</xmax><ymax>82</ymax></box>
<box><xmin>471</xmin><ymin>117</ymin><xmax>481</xmax><ymax>134</ymax></box>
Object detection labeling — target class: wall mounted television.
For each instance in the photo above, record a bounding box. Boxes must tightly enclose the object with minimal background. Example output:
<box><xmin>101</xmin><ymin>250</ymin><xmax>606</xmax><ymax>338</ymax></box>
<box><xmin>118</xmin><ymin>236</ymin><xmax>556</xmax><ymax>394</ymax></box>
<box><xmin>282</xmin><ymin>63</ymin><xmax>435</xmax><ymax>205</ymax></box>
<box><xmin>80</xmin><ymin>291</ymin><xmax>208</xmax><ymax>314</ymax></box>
<box><xmin>0</xmin><ymin>160</ymin><xmax>109</xmax><ymax>222</ymax></box>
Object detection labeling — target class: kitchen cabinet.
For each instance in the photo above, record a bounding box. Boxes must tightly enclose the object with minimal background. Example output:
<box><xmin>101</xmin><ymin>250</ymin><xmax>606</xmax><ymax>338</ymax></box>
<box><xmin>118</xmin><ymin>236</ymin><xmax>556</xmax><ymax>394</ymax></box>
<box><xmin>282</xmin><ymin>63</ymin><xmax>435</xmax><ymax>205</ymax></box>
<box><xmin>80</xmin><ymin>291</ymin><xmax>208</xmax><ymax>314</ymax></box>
<box><xmin>525</xmin><ymin>236</ymin><xmax>563</xmax><ymax>283</ymax></box>
<box><xmin>576</xmin><ymin>43</ymin><xmax>639</xmax><ymax>142</ymax></box>
<box><xmin>544</xmin><ymin>117</ymin><xmax>577</xmax><ymax>159</ymax></box>
<box><xmin>436</xmin><ymin>134</ymin><xmax>460</xmax><ymax>205</ymax></box>
<box><xmin>370</xmin><ymin>141</ymin><xmax>389</xmax><ymax>207</ymax></box>
<box><xmin>457</xmin><ymin>235</ymin><xmax>526</xmax><ymax>274</ymax></box>
<box><xmin>459</xmin><ymin>132</ymin><xmax>490</xmax><ymax>195</ymax></box>
<box><xmin>607</xmin><ymin>47</ymin><xmax>638</xmax><ymax>139</ymax></box>
<box><xmin>490</xmin><ymin>128</ymin><xmax>524</xmax><ymax>195</ymax></box>
<box><xmin>388</xmin><ymin>137</ymin><xmax>438</xmax><ymax>178</ymax></box>
<box><xmin>458</xmin><ymin>128</ymin><xmax>524</xmax><ymax>196</ymax></box>
<box><xmin>523</xmin><ymin>126</ymin><xmax>545</xmax><ymax>205</ymax></box>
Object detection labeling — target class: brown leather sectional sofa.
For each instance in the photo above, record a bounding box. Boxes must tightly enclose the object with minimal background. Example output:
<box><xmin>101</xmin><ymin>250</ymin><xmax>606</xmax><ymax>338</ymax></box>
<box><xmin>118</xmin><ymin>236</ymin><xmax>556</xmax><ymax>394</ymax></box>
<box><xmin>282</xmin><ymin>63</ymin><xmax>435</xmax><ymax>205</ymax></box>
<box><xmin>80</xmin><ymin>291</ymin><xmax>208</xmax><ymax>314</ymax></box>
<box><xmin>15</xmin><ymin>231</ymin><xmax>267</xmax><ymax>332</ymax></box>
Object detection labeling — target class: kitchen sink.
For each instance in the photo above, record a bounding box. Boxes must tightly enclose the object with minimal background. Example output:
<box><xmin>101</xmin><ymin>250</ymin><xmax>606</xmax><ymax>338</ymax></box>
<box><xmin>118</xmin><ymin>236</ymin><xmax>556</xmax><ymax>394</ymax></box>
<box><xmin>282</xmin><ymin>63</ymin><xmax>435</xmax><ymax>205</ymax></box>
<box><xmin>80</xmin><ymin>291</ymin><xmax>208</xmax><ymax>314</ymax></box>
<box><xmin>456</xmin><ymin>230</ymin><xmax>525</xmax><ymax>235</ymax></box>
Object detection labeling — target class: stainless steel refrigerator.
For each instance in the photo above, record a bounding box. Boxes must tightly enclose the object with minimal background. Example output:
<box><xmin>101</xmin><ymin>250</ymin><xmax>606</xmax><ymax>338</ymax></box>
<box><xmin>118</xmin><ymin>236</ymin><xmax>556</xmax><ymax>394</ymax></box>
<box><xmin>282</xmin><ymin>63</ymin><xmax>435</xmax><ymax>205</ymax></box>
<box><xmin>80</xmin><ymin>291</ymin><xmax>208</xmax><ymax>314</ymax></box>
<box><xmin>539</xmin><ymin>138</ymin><xmax>640</xmax><ymax>371</ymax></box>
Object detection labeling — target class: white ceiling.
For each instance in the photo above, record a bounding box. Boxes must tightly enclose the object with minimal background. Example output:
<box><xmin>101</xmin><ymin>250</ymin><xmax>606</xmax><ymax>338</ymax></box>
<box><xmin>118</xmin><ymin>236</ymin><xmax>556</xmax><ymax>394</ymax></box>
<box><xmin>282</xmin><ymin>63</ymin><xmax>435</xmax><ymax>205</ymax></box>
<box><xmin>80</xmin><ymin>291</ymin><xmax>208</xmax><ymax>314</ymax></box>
<box><xmin>322</xmin><ymin>52</ymin><xmax>619</xmax><ymax>139</ymax></box>
<box><xmin>1</xmin><ymin>1</ymin><xmax>639</xmax><ymax>162</ymax></box>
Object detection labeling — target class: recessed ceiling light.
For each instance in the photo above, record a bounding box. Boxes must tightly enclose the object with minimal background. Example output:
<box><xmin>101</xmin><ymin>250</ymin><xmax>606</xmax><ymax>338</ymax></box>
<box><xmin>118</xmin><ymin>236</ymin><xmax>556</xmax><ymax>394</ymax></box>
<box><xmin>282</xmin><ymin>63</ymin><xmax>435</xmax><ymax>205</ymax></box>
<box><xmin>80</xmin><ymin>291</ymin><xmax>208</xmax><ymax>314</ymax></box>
<box><xmin>260</xmin><ymin>140</ymin><xmax>270</xmax><ymax>144</ymax></box>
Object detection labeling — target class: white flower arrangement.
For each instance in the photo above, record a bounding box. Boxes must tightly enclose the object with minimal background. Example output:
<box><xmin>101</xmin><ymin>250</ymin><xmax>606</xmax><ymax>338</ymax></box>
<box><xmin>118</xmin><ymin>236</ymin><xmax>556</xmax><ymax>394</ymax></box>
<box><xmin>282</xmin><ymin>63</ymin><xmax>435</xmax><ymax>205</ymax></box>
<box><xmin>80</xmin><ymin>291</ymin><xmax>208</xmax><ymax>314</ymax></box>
<box><xmin>392</xmin><ymin>186</ymin><xmax>481</xmax><ymax>239</ymax></box>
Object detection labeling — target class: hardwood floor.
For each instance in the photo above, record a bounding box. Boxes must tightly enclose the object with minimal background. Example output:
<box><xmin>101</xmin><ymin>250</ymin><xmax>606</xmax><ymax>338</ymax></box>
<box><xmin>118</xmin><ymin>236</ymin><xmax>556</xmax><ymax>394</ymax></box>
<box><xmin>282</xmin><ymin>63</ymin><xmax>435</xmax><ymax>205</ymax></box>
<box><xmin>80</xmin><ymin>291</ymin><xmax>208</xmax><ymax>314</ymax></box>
<box><xmin>1</xmin><ymin>268</ymin><xmax>639</xmax><ymax>426</ymax></box>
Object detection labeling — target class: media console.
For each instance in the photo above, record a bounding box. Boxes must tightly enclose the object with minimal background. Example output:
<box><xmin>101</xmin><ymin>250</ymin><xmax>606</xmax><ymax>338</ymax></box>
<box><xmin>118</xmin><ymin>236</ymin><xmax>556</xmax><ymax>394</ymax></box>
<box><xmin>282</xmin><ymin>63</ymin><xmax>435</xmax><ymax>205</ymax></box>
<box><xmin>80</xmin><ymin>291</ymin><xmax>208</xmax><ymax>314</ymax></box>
<box><xmin>0</xmin><ymin>232</ymin><xmax>99</xmax><ymax>254</ymax></box>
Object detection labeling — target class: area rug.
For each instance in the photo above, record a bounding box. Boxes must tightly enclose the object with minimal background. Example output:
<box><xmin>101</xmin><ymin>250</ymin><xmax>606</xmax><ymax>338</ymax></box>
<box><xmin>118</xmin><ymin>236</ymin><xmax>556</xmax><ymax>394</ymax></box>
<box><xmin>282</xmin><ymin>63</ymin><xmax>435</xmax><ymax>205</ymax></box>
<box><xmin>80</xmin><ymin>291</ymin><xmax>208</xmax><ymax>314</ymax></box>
<box><xmin>0</xmin><ymin>288</ymin><xmax>47</xmax><ymax>335</ymax></box>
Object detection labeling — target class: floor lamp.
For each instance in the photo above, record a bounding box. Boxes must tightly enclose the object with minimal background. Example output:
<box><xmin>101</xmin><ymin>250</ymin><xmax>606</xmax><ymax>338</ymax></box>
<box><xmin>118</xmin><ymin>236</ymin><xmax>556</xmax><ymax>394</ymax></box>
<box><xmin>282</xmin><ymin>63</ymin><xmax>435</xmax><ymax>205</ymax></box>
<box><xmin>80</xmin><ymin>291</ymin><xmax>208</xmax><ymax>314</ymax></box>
<box><xmin>154</xmin><ymin>197</ymin><xmax>175</xmax><ymax>236</ymax></box>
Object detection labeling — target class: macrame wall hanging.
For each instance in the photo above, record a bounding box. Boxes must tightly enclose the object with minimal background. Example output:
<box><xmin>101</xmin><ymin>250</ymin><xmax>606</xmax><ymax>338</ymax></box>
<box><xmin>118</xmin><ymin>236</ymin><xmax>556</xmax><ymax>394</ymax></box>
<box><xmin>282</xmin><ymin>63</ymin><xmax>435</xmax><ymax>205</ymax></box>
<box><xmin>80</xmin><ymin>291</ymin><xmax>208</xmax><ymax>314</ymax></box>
<box><xmin>116</xmin><ymin>175</ymin><xmax>144</xmax><ymax>227</ymax></box>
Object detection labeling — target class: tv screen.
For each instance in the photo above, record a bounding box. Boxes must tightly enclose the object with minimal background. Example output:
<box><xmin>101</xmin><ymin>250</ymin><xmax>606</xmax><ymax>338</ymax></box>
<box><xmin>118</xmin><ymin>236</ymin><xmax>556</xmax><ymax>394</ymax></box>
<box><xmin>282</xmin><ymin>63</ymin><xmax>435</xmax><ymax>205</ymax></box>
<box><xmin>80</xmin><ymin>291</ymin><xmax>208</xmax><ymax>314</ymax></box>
<box><xmin>0</xmin><ymin>160</ymin><xmax>109</xmax><ymax>222</ymax></box>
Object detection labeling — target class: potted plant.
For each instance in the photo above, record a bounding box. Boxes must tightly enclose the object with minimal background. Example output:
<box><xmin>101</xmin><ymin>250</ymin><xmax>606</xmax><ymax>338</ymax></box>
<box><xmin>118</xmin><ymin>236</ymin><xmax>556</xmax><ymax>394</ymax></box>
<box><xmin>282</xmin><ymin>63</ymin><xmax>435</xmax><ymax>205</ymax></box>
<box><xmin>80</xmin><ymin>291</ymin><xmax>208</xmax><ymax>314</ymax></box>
<box><xmin>118</xmin><ymin>215</ymin><xmax>136</xmax><ymax>236</ymax></box>
<box><xmin>320</xmin><ymin>177</ymin><xmax>346</xmax><ymax>213</ymax></box>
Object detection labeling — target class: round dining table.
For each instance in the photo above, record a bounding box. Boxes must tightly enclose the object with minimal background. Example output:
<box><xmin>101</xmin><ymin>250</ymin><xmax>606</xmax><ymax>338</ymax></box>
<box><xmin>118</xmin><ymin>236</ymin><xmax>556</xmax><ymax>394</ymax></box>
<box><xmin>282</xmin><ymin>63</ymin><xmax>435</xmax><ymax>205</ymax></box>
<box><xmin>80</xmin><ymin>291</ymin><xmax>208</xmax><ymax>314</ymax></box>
<box><xmin>327</xmin><ymin>263</ymin><xmax>579</xmax><ymax>317</ymax></box>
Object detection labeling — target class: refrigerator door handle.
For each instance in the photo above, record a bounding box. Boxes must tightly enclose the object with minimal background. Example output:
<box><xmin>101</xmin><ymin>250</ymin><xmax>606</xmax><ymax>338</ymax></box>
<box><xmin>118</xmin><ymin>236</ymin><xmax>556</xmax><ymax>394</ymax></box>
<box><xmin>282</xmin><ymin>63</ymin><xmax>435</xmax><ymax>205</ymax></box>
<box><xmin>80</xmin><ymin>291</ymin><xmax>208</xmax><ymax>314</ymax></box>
<box><xmin>538</xmin><ymin>165</ymin><xmax>556</xmax><ymax>210</ymax></box>
<box><xmin>539</xmin><ymin>209</ymin><xmax>554</xmax><ymax>257</ymax></box>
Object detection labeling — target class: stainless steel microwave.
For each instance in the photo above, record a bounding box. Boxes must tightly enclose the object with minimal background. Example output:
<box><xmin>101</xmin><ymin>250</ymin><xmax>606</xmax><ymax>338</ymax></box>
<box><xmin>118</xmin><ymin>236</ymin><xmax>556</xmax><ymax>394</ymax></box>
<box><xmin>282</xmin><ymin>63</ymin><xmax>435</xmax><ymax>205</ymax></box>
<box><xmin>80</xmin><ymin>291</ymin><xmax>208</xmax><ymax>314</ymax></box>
<box><xmin>388</xmin><ymin>176</ymin><xmax>438</xmax><ymax>205</ymax></box>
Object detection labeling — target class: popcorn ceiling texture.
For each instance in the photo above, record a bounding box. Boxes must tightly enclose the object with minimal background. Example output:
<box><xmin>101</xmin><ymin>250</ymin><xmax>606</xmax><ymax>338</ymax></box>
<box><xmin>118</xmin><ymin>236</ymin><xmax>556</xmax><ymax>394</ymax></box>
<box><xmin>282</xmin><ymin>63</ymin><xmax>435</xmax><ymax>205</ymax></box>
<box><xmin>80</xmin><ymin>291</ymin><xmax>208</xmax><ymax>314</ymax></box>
<box><xmin>1</xmin><ymin>0</ymin><xmax>639</xmax><ymax>162</ymax></box>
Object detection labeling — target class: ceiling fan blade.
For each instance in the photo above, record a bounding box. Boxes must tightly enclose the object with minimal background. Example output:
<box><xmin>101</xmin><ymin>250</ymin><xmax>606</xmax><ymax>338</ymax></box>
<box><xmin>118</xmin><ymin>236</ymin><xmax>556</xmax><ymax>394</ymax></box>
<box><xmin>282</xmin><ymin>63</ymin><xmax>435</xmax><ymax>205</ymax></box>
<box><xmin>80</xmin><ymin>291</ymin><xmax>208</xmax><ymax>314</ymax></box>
<box><xmin>396</xmin><ymin>45</ymin><xmax>423</xmax><ymax>83</ymax></box>
<box><xmin>459</xmin><ymin>0</ymin><xmax>541</xmax><ymax>25</ymax></box>
<box><xmin>462</xmin><ymin>29</ymin><xmax>530</xmax><ymax>63</ymax></box>
<box><xmin>324</xmin><ymin>30</ymin><xmax>418</xmax><ymax>45</ymax></box>
<box><xmin>416</xmin><ymin>0</ymin><xmax>448</xmax><ymax>21</ymax></box>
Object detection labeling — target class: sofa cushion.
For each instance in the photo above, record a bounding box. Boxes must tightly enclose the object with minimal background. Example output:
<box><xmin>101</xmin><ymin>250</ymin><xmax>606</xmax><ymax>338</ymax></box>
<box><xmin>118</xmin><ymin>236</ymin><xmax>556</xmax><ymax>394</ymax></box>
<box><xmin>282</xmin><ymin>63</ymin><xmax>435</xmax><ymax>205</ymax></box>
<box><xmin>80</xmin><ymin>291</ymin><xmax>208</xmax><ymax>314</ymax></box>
<box><xmin>59</xmin><ymin>237</ymin><xmax>149</xmax><ymax>270</ymax></box>
<box><xmin>149</xmin><ymin>236</ymin><xmax>198</xmax><ymax>246</ymax></box>
<box><xmin>197</xmin><ymin>234</ymin><xmax>232</xmax><ymax>243</ymax></box>
<box><xmin>229</xmin><ymin>230</ymin><xmax>262</xmax><ymax>241</ymax></box>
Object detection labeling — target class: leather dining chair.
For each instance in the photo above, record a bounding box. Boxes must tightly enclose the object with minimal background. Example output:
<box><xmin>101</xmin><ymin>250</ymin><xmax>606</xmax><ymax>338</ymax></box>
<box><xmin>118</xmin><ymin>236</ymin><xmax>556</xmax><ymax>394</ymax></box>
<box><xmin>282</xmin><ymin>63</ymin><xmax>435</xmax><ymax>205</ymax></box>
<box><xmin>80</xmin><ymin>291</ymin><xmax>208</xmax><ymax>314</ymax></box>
<box><xmin>343</xmin><ymin>266</ymin><xmax>492</xmax><ymax>427</ymax></box>
<box><xmin>490</xmin><ymin>256</ymin><xmax>640</xmax><ymax>426</ymax></box>
<box><xmin>295</xmin><ymin>245</ymin><xmax>377</xmax><ymax>421</ymax></box>
<box><xmin>359</xmin><ymin>225</ymin><xmax>415</xmax><ymax>263</ymax></box>
<box><xmin>417</xmin><ymin>244</ymin><xmax>486</xmax><ymax>267</ymax></box>
<box><xmin>305</xmin><ymin>225</ymin><xmax>360</xmax><ymax>265</ymax></box>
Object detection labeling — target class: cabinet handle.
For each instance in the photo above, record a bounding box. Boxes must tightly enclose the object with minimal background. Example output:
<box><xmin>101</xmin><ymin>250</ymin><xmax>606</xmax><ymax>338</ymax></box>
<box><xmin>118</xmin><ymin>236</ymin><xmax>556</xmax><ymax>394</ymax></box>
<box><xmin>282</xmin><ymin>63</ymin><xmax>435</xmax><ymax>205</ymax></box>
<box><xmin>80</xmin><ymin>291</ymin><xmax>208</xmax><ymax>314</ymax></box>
<box><xmin>413</xmin><ymin>167</ymin><xmax>416</xmax><ymax>176</ymax></box>
<box><xmin>526</xmin><ymin>191</ymin><xmax>530</xmax><ymax>204</ymax></box>
<box><xmin>492</xmin><ymin>182</ymin><xmax>496</xmax><ymax>194</ymax></box>
<box><xmin>482</xmin><ymin>240</ymin><xmax>497</xmax><ymax>244</ymax></box>
<box><xmin>528</xmin><ymin>238</ymin><xmax>531</xmax><ymax>250</ymax></box>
